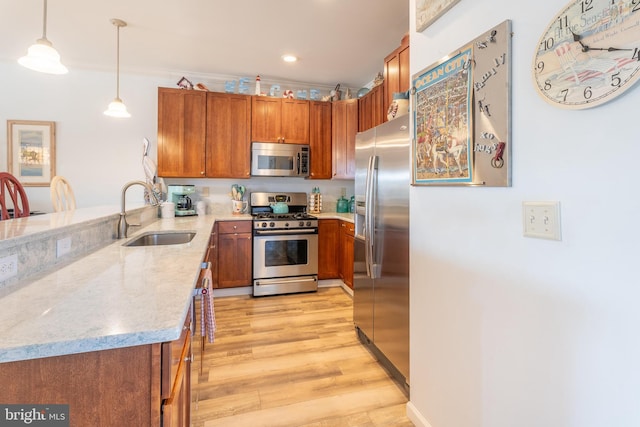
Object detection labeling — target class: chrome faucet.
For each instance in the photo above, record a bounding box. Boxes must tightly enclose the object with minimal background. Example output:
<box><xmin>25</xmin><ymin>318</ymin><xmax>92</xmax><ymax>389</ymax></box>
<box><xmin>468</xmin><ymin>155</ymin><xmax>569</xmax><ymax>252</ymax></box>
<box><xmin>117</xmin><ymin>180</ymin><xmax>159</xmax><ymax>239</ymax></box>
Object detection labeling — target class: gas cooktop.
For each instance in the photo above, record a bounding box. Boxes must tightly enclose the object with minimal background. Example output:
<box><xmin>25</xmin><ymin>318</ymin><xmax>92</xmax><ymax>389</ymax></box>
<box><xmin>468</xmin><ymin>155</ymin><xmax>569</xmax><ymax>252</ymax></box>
<box><xmin>252</xmin><ymin>212</ymin><xmax>317</xmax><ymax>220</ymax></box>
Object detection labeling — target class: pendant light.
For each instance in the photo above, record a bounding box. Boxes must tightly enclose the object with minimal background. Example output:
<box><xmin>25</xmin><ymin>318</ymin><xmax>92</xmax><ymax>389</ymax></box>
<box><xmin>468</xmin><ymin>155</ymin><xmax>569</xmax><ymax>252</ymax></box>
<box><xmin>18</xmin><ymin>0</ymin><xmax>68</xmax><ymax>74</ymax></box>
<box><xmin>104</xmin><ymin>19</ymin><xmax>131</xmax><ymax>118</ymax></box>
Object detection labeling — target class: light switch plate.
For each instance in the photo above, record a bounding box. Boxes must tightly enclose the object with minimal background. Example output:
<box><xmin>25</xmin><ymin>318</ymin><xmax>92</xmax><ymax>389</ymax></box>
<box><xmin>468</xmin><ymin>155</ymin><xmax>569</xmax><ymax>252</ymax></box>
<box><xmin>522</xmin><ymin>201</ymin><xmax>561</xmax><ymax>241</ymax></box>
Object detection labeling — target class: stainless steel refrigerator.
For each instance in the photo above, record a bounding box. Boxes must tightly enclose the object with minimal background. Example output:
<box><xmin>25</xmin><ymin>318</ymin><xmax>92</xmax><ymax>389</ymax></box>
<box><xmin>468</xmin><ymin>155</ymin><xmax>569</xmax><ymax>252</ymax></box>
<box><xmin>353</xmin><ymin>114</ymin><xmax>410</xmax><ymax>390</ymax></box>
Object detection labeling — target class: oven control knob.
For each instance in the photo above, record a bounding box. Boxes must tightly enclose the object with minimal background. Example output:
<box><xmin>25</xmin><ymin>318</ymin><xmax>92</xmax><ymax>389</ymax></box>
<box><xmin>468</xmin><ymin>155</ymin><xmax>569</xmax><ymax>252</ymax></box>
<box><xmin>299</xmin><ymin>221</ymin><xmax>304</xmax><ymax>227</ymax></box>
<box><xmin>261</xmin><ymin>222</ymin><xmax>267</xmax><ymax>228</ymax></box>
<box><xmin>284</xmin><ymin>222</ymin><xmax>290</xmax><ymax>228</ymax></box>
<box><xmin>306</xmin><ymin>221</ymin><xmax>311</xmax><ymax>227</ymax></box>
<box><xmin>269</xmin><ymin>222</ymin><xmax>275</xmax><ymax>228</ymax></box>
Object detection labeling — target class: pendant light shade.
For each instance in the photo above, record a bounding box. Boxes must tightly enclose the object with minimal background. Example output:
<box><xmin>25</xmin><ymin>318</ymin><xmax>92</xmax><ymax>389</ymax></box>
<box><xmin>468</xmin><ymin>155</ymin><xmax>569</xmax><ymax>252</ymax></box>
<box><xmin>18</xmin><ymin>0</ymin><xmax>68</xmax><ymax>74</ymax></box>
<box><xmin>104</xmin><ymin>19</ymin><xmax>130</xmax><ymax>118</ymax></box>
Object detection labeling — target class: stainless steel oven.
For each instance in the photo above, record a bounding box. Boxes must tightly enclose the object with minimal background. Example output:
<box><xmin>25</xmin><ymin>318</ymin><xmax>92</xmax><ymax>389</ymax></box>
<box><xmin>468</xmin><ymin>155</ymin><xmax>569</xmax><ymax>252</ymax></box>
<box><xmin>250</xmin><ymin>192</ymin><xmax>318</xmax><ymax>297</ymax></box>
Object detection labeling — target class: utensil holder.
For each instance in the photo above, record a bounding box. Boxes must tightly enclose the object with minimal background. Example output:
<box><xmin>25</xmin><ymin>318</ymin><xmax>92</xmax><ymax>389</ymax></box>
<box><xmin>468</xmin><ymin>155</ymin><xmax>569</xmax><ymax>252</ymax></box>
<box><xmin>309</xmin><ymin>193</ymin><xmax>322</xmax><ymax>214</ymax></box>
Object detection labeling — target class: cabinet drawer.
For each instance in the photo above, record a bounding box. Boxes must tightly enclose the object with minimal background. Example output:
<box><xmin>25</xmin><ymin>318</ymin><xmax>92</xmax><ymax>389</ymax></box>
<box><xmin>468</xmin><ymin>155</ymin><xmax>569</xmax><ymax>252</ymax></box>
<box><xmin>161</xmin><ymin>313</ymin><xmax>191</xmax><ymax>399</ymax></box>
<box><xmin>341</xmin><ymin>221</ymin><xmax>355</xmax><ymax>235</ymax></box>
<box><xmin>218</xmin><ymin>221</ymin><xmax>251</xmax><ymax>234</ymax></box>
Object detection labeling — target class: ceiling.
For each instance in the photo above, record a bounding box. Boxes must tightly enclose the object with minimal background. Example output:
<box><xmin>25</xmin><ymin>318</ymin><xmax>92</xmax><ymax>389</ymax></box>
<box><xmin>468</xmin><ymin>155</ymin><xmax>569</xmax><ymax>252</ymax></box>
<box><xmin>1</xmin><ymin>0</ymin><xmax>409</xmax><ymax>89</ymax></box>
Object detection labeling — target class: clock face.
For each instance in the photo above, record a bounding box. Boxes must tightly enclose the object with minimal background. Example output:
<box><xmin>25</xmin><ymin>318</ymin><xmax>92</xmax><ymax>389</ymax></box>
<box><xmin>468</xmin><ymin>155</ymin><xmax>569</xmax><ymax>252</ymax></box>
<box><xmin>533</xmin><ymin>0</ymin><xmax>640</xmax><ymax>109</ymax></box>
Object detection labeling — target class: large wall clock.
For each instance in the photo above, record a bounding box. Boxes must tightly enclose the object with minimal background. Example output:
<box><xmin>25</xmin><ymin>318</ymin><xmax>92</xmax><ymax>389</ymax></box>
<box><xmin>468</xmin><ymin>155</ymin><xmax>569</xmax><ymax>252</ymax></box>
<box><xmin>532</xmin><ymin>0</ymin><xmax>640</xmax><ymax>109</ymax></box>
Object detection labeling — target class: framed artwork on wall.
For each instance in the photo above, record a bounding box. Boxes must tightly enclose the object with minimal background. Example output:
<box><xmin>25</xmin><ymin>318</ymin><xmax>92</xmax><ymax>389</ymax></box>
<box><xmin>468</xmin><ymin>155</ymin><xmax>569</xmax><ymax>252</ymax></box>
<box><xmin>412</xmin><ymin>46</ymin><xmax>474</xmax><ymax>185</ymax></box>
<box><xmin>416</xmin><ymin>0</ymin><xmax>462</xmax><ymax>32</ymax></box>
<box><xmin>7</xmin><ymin>120</ymin><xmax>56</xmax><ymax>187</ymax></box>
<box><xmin>411</xmin><ymin>20</ymin><xmax>512</xmax><ymax>187</ymax></box>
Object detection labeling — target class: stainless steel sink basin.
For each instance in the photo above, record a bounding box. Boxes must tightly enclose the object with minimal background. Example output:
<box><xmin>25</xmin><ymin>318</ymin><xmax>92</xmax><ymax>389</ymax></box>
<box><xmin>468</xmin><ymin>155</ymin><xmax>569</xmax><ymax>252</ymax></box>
<box><xmin>124</xmin><ymin>231</ymin><xmax>196</xmax><ymax>247</ymax></box>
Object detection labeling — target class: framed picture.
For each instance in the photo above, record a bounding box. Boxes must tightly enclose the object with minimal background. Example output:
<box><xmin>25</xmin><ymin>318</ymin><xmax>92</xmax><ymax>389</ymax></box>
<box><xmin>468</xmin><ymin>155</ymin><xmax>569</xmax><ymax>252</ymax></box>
<box><xmin>7</xmin><ymin>120</ymin><xmax>56</xmax><ymax>187</ymax></box>
<box><xmin>416</xmin><ymin>0</ymin><xmax>462</xmax><ymax>32</ymax></box>
<box><xmin>412</xmin><ymin>46</ymin><xmax>473</xmax><ymax>185</ymax></box>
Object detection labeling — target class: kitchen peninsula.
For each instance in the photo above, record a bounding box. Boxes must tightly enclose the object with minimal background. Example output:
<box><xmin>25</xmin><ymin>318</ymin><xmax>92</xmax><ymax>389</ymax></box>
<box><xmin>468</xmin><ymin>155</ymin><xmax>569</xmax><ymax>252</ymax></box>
<box><xmin>0</xmin><ymin>206</ymin><xmax>216</xmax><ymax>426</ymax></box>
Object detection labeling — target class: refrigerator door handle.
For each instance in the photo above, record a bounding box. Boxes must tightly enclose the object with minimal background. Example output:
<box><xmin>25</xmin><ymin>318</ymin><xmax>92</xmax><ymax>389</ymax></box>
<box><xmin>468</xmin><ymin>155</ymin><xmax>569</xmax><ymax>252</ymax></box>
<box><xmin>364</xmin><ymin>156</ymin><xmax>373</xmax><ymax>277</ymax></box>
<box><xmin>366</xmin><ymin>155</ymin><xmax>379</xmax><ymax>279</ymax></box>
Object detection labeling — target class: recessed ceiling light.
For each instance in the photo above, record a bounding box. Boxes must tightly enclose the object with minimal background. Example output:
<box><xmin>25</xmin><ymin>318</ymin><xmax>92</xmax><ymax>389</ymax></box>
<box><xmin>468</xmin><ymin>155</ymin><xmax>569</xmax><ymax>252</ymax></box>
<box><xmin>282</xmin><ymin>54</ymin><xmax>298</xmax><ymax>63</ymax></box>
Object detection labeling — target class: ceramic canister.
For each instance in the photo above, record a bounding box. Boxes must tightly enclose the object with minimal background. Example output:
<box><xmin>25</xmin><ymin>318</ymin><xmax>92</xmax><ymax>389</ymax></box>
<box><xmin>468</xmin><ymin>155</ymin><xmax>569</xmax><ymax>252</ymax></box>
<box><xmin>387</xmin><ymin>91</ymin><xmax>410</xmax><ymax>121</ymax></box>
<box><xmin>161</xmin><ymin>202</ymin><xmax>176</xmax><ymax>218</ymax></box>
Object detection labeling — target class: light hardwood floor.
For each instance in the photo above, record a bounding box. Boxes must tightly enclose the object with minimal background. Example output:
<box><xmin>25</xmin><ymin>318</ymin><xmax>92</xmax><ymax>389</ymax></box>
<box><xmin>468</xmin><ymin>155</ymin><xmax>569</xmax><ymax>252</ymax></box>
<box><xmin>191</xmin><ymin>286</ymin><xmax>413</xmax><ymax>427</ymax></box>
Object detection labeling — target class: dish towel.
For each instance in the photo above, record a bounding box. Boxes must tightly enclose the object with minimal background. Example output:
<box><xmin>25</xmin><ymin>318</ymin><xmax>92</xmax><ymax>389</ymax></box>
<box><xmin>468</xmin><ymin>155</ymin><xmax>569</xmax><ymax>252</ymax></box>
<box><xmin>200</xmin><ymin>267</ymin><xmax>216</xmax><ymax>343</ymax></box>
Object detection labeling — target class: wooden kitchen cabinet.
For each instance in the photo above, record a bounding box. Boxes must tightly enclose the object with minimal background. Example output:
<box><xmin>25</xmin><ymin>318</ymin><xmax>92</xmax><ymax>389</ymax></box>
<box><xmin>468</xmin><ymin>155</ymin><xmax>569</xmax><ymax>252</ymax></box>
<box><xmin>211</xmin><ymin>227</ymin><xmax>219</xmax><ymax>288</ymax></box>
<box><xmin>358</xmin><ymin>84</ymin><xmax>385</xmax><ymax>132</ymax></box>
<box><xmin>205</xmin><ymin>92</ymin><xmax>252</xmax><ymax>178</ymax></box>
<box><xmin>383</xmin><ymin>33</ymin><xmax>410</xmax><ymax>122</ymax></box>
<box><xmin>318</xmin><ymin>219</ymin><xmax>340</xmax><ymax>279</ymax></box>
<box><xmin>157</xmin><ymin>89</ymin><xmax>251</xmax><ymax>179</ymax></box>
<box><xmin>0</xmin><ymin>311</ymin><xmax>193</xmax><ymax>427</ymax></box>
<box><xmin>331</xmin><ymin>99</ymin><xmax>358</xmax><ymax>179</ymax></box>
<box><xmin>216</xmin><ymin>221</ymin><xmax>252</xmax><ymax>288</ymax></box>
<box><xmin>309</xmin><ymin>101</ymin><xmax>332</xmax><ymax>179</ymax></box>
<box><xmin>339</xmin><ymin>220</ymin><xmax>355</xmax><ymax>289</ymax></box>
<box><xmin>157</xmin><ymin>87</ymin><xmax>206</xmax><ymax>177</ymax></box>
<box><xmin>161</xmin><ymin>312</ymin><xmax>192</xmax><ymax>427</ymax></box>
<box><xmin>251</xmin><ymin>96</ymin><xmax>310</xmax><ymax>144</ymax></box>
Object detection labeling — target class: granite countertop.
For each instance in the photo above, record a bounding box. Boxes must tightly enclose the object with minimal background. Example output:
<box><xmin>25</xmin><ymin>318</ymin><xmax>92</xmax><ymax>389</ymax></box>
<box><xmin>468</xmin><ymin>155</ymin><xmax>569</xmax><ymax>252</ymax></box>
<box><xmin>315</xmin><ymin>212</ymin><xmax>354</xmax><ymax>222</ymax></box>
<box><xmin>0</xmin><ymin>212</ymin><xmax>216</xmax><ymax>364</ymax></box>
<box><xmin>0</xmin><ymin>209</ymin><xmax>347</xmax><ymax>364</ymax></box>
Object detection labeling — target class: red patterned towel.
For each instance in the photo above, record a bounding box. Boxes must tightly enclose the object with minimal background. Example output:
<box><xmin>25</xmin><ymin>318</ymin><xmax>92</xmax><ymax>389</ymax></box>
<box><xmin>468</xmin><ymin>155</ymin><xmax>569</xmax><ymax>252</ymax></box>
<box><xmin>200</xmin><ymin>267</ymin><xmax>216</xmax><ymax>343</ymax></box>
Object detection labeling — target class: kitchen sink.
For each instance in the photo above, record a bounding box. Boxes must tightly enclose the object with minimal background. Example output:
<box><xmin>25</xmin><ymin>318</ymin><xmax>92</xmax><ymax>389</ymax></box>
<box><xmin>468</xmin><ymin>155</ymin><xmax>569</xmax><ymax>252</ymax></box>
<box><xmin>124</xmin><ymin>231</ymin><xmax>196</xmax><ymax>247</ymax></box>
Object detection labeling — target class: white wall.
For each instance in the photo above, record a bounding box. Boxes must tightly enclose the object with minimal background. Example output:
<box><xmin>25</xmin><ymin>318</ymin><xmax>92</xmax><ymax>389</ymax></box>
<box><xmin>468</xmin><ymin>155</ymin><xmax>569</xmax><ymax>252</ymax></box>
<box><xmin>0</xmin><ymin>61</ymin><xmax>352</xmax><ymax>213</ymax></box>
<box><xmin>408</xmin><ymin>2</ymin><xmax>640</xmax><ymax>427</ymax></box>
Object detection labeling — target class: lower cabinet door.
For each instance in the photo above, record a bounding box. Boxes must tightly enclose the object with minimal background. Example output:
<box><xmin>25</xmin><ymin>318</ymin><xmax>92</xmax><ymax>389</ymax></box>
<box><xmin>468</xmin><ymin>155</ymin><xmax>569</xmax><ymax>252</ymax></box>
<box><xmin>162</xmin><ymin>333</ymin><xmax>191</xmax><ymax>427</ymax></box>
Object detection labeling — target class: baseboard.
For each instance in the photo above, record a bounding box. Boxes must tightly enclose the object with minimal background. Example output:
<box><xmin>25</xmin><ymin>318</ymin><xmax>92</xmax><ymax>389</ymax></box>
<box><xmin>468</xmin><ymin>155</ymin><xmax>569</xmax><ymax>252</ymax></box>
<box><xmin>318</xmin><ymin>279</ymin><xmax>353</xmax><ymax>297</ymax></box>
<box><xmin>213</xmin><ymin>280</ymin><xmax>351</xmax><ymax>298</ymax></box>
<box><xmin>406</xmin><ymin>401</ymin><xmax>432</xmax><ymax>427</ymax></box>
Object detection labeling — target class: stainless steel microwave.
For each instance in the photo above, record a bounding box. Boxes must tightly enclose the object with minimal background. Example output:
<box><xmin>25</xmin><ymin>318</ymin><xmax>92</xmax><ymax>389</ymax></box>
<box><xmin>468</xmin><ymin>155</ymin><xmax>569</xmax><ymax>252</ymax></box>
<box><xmin>251</xmin><ymin>142</ymin><xmax>310</xmax><ymax>177</ymax></box>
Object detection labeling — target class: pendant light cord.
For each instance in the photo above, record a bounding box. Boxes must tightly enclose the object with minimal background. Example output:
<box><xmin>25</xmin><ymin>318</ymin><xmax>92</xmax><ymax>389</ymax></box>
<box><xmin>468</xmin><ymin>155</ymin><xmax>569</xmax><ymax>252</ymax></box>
<box><xmin>116</xmin><ymin>23</ymin><xmax>120</xmax><ymax>99</ymax></box>
<box><xmin>42</xmin><ymin>0</ymin><xmax>48</xmax><ymax>39</ymax></box>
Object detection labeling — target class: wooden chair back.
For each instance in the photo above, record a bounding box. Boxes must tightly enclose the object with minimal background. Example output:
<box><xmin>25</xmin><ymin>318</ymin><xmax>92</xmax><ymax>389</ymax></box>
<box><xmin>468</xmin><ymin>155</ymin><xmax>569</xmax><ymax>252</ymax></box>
<box><xmin>0</xmin><ymin>172</ymin><xmax>30</xmax><ymax>220</ymax></box>
<box><xmin>50</xmin><ymin>175</ymin><xmax>77</xmax><ymax>212</ymax></box>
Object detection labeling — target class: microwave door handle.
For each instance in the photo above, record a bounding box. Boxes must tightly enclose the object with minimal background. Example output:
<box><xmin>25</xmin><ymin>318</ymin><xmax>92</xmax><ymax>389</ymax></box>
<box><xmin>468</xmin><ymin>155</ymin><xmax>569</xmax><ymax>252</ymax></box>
<box><xmin>296</xmin><ymin>152</ymin><xmax>301</xmax><ymax>175</ymax></box>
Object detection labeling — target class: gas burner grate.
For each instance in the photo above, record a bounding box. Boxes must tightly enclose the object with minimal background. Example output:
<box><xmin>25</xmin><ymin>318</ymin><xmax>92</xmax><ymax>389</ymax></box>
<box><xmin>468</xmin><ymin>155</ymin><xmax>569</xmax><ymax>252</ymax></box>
<box><xmin>252</xmin><ymin>212</ymin><xmax>317</xmax><ymax>220</ymax></box>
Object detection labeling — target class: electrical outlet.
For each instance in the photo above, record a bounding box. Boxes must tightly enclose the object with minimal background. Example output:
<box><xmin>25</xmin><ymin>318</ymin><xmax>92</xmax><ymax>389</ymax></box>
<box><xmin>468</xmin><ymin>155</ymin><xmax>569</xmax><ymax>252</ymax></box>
<box><xmin>0</xmin><ymin>254</ymin><xmax>18</xmax><ymax>281</ymax></box>
<box><xmin>522</xmin><ymin>201</ymin><xmax>561</xmax><ymax>241</ymax></box>
<box><xmin>56</xmin><ymin>237</ymin><xmax>72</xmax><ymax>258</ymax></box>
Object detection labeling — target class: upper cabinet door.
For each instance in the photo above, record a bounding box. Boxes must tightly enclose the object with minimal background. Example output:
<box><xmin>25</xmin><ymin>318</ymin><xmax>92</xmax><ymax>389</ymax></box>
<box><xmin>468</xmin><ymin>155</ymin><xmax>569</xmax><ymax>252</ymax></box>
<box><xmin>383</xmin><ymin>34</ymin><xmax>410</xmax><ymax>122</ymax></box>
<box><xmin>281</xmin><ymin>99</ymin><xmax>310</xmax><ymax>144</ymax></box>
<box><xmin>251</xmin><ymin>96</ymin><xmax>282</xmax><ymax>143</ymax></box>
<box><xmin>332</xmin><ymin>99</ymin><xmax>358</xmax><ymax>179</ymax></box>
<box><xmin>157</xmin><ymin>88</ymin><xmax>206</xmax><ymax>177</ymax></box>
<box><xmin>358</xmin><ymin>84</ymin><xmax>385</xmax><ymax>132</ymax></box>
<box><xmin>309</xmin><ymin>101</ymin><xmax>332</xmax><ymax>179</ymax></box>
<box><xmin>206</xmin><ymin>92</ymin><xmax>252</xmax><ymax>178</ymax></box>
<box><xmin>251</xmin><ymin>96</ymin><xmax>310</xmax><ymax>144</ymax></box>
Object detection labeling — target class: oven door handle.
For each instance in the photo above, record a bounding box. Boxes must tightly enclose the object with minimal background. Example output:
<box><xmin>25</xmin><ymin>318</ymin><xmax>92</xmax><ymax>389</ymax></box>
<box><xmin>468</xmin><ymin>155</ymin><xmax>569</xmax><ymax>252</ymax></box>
<box><xmin>254</xmin><ymin>228</ymin><xmax>318</xmax><ymax>235</ymax></box>
<box><xmin>255</xmin><ymin>276</ymin><xmax>318</xmax><ymax>286</ymax></box>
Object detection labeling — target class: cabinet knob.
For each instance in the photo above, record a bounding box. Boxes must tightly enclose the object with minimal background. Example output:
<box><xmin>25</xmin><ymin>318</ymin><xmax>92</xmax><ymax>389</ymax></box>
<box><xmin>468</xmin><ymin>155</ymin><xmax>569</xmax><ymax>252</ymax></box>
<box><xmin>200</xmin><ymin>171</ymin><xmax>205</xmax><ymax>175</ymax></box>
